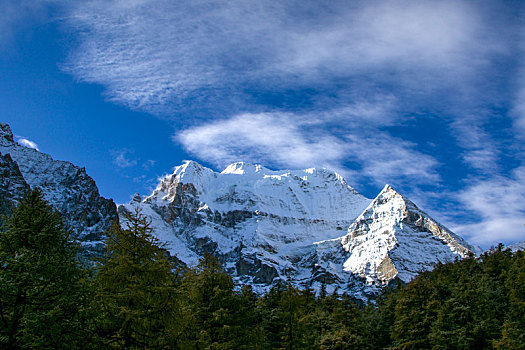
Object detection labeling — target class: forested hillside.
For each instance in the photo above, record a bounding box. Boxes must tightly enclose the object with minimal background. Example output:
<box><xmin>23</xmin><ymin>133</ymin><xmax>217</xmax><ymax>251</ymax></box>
<box><xmin>1</xmin><ymin>190</ymin><xmax>523</xmax><ymax>349</ymax></box>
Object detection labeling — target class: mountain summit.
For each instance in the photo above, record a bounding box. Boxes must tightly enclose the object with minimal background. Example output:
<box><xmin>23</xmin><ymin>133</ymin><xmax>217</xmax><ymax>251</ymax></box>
<box><xmin>120</xmin><ymin>160</ymin><xmax>477</xmax><ymax>298</ymax></box>
<box><xmin>340</xmin><ymin>185</ymin><xmax>475</xmax><ymax>284</ymax></box>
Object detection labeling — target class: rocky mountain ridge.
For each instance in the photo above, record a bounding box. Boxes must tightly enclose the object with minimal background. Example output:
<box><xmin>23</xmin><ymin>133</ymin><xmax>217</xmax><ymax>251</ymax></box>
<box><xmin>120</xmin><ymin>160</ymin><xmax>478</xmax><ymax>299</ymax></box>
<box><xmin>0</xmin><ymin>123</ymin><xmax>117</xmax><ymax>254</ymax></box>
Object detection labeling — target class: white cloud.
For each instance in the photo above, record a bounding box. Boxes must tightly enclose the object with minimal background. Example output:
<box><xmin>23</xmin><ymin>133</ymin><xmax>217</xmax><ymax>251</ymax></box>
<box><xmin>177</xmin><ymin>113</ymin><xmax>347</xmax><ymax>171</ymax></box>
<box><xmin>449</xmin><ymin>116</ymin><xmax>502</xmax><ymax>173</ymax></box>
<box><xmin>177</xmin><ymin>111</ymin><xmax>439</xmax><ymax>188</ymax></box>
<box><xmin>111</xmin><ymin>149</ymin><xmax>137</xmax><ymax>168</ymax></box>
<box><xmin>16</xmin><ymin>137</ymin><xmax>39</xmax><ymax>151</ymax></box>
<box><xmin>343</xmin><ymin>133</ymin><xmax>439</xmax><ymax>186</ymax></box>
<box><xmin>60</xmin><ymin>0</ymin><xmax>507</xmax><ymax>115</ymax></box>
<box><xmin>453</xmin><ymin>166</ymin><xmax>525</xmax><ymax>246</ymax></box>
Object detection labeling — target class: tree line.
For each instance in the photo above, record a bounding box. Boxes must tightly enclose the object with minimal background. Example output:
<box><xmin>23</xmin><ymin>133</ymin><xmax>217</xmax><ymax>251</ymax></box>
<box><xmin>0</xmin><ymin>189</ymin><xmax>523</xmax><ymax>349</ymax></box>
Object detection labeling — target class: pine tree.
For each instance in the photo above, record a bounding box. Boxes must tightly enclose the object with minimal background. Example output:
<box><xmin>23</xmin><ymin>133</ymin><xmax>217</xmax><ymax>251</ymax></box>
<box><xmin>178</xmin><ymin>251</ymin><xmax>240</xmax><ymax>349</ymax></box>
<box><xmin>92</xmin><ymin>208</ymin><xmax>180</xmax><ymax>349</ymax></box>
<box><xmin>0</xmin><ymin>189</ymin><xmax>88</xmax><ymax>349</ymax></box>
<box><xmin>496</xmin><ymin>250</ymin><xmax>525</xmax><ymax>349</ymax></box>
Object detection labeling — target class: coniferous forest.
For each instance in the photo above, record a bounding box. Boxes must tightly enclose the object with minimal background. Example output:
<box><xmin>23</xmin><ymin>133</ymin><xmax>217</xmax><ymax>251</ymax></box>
<box><xmin>1</xmin><ymin>190</ymin><xmax>524</xmax><ymax>349</ymax></box>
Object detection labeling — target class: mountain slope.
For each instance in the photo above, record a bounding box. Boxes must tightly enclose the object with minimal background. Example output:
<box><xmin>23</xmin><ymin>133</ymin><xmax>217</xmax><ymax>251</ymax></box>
<box><xmin>120</xmin><ymin>160</ymin><xmax>371</xmax><ymax>290</ymax></box>
<box><xmin>315</xmin><ymin>185</ymin><xmax>476</xmax><ymax>287</ymax></box>
<box><xmin>0</xmin><ymin>152</ymin><xmax>29</xmax><ymax>214</ymax></box>
<box><xmin>0</xmin><ymin>123</ymin><xmax>117</xmax><ymax>248</ymax></box>
<box><xmin>121</xmin><ymin>161</ymin><xmax>477</xmax><ymax>298</ymax></box>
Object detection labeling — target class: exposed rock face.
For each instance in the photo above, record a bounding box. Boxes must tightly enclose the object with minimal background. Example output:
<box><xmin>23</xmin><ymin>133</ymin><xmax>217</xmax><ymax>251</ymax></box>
<box><xmin>0</xmin><ymin>153</ymin><xmax>30</xmax><ymax>213</ymax></box>
<box><xmin>120</xmin><ymin>161</ymin><xmax>477</xmax><ymax>299</ymax></box>
<box><xmin>0</xmin><ymin>123</ymin><xmax>118</xmax><ymax>251</ymax></box>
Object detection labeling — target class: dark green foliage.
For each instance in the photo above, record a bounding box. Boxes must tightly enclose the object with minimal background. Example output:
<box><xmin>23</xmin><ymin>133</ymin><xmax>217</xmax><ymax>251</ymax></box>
<box><xmin>0</xmin><ymin>189</ymin><xmax>88</xmax><ymax>349</ymax></box>
<box><xmin>495</xmin><ymin>250</ymin><xmax>525</xmax><ymax>349</ymax></box>
<box><xmin>92</xmin><ymin>208</ymin><xmax>180</xmax><ymax>348</ymax></box>
<box><xmin>1</xmin><ymin>196</ymin><xmax>524</xmax><ymax>349</ymax></box>
<box><xmin>177</xmin><ymin>251</ymin><xmax>258</xmax><ymax>349</ymax></box>
<box><xmin>385</xmin><ymin>246</ymin><xmax>522</xmax><ymax>350</ymax></box>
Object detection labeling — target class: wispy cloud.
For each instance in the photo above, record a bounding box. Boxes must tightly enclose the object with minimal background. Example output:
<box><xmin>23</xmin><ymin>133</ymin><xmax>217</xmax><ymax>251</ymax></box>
<box><xmin>452</xmin><ymin>166</ymin><xmax>525</xmax><ymax>246</ymax></box>
<box><xmin>178</xmin><ymin>111</ymin><xmax>439</xmax><ymax>187</ymax></box>
<box><xmin>16</xmin><ymin>136</ymin><xmax>39</xmax><ymax>151</ymax></box>
<box><xmin>54</xmin><ymin>0</ymin><xmax>525</xmax><ymax>247</ymax></box>
<box><xmin>111</xmin><ymin>149</ymin><xmax>137</xmax><ymax>168</ymax></box>
<box><xmin>177</xmin><ymin>113</ymin><xmax>346</xmax><ymax>170</ymax></box>
<box><xmin>61</xmin><ymin>0</ymin><xmax>508</xmax><ymax>116</ymax></box>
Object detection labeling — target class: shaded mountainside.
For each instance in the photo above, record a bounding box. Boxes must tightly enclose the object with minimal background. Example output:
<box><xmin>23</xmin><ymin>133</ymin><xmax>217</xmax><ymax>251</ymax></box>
<box><xmin>0</xmin><ymin>153</ymin><xmax>29</xmax><ymax>214</ymax></box>
<box><xmin>120</xmin><ymin>160</ymin><xmax>478</xmax><ymax>299</ymax></box>
<box><xmin>0</xmin><ymin>123</ymin><xmax>117</xmax><ymax>252</ymax></box>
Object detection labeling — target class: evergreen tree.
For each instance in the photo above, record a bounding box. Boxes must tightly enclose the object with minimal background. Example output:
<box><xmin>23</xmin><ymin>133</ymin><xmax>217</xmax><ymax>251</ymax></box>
<box><xmin>178</xmin><ymin>251</ymin><xmax>243</xmax><ymax>349</ymax></box>
<box><xmin>496</xmin><ymin>250</ymin><xmax>525</xmax><ymax>349</ymax></box>
<box><xmin>0</xmin><ymin>189</ymin><xmax>88</xmax><ymax>349</ymax></box>
<box><xmin>92</xmin><ymin>208</ymin><xmax>180</xmax><ymax>348</ymax></box>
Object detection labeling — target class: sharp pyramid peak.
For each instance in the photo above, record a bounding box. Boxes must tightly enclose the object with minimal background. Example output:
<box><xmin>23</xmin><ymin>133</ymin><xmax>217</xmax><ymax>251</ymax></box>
<box><xmin>341</xmin><ymin>182</ymin><xmax>476</xmax><ymax>285</ymax></box>
<box><xmin>172</xmin><ymin>160</ymin><xmax>212</xmax><ymax>176</ymax></box>
<box><xmin>378</xmin><ymin>184</ymin><xmax>404</xmax><ymax>197</ymax></box>
<box><xmin>181</xmin><ymin>159</ymin><xmax>204</xmax><ymax>169</ymax></box>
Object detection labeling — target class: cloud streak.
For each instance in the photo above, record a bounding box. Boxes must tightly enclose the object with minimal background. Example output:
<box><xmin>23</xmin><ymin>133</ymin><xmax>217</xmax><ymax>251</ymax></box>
<box><xmin>53</xmin><ymin>0</ymin><xmax>525</xmax><ymax>247</ymax></box>
<box><xmin>178</xmin><ymin>111</ymin><xmax>439</xmax><ymax>188</ymax></box>
<box><xmin>61</xmin><ymin>0</ymin><xmax>508</xmax><ymax>116</ymax></box>
<box><xmin>453</xmin><ymin>166</ymin><xmax>525</xmax><ymax>246</ymax></box>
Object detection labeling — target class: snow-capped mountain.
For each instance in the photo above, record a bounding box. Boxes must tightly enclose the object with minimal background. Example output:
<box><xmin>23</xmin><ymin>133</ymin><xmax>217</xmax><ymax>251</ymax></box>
<box><xmin>119</xmin><ymin>161</ymin><xmax>371</xmax><ymax>287</ymax></box>
<box><xmin>0</xmin><ymin>123</ymin><xmax>117</xmax><ymax>252</ymax></box>
<box><xmin>120</xmin><ymin>160</ymin><xmax>477</xmax><ymax>298</ymax></box>
<box><xmin>314</xmin><ymin>185</ymin><xmax>478</xmax><ymax>293</ymax></box>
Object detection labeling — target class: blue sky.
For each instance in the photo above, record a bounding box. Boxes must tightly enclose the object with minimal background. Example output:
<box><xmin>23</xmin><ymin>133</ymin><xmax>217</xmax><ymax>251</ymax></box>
<box><xmin>1</xmin><ymin>0</ymin><xmax>524</xmax><ymax>247</ymax></box>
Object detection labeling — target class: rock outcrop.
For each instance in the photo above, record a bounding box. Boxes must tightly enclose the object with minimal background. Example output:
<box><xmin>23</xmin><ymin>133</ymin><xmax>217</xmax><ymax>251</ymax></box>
<box><xmin>0</xmin><ymin>152</ymin><xmax>29</xmax><ymax>214</ymax></box>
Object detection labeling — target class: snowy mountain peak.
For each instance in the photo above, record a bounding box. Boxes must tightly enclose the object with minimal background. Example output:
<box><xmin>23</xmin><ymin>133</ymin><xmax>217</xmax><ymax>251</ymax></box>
<box><xmin>221</xmin><ymin>162</ymin><xmax>268</xmax><ymax>175</ymax></box>
<box><xmin>338</xmin><ymin>184</ymin><xmax>475</xmax><ymax>285</ymax></box>
<box><xmin>129</xmin><ymin>160</ymin><xmax>477</xmax><ymax>299</ymax></box>
<box><xmin>123</xmin><ymin>160</ymin><xmax>374</xmax><ymax>295</ymax></box>
<box><xmin>161</xmin><ymin>160</ymin><xmax>214</xmax><ymax>191</ymax></box>
<box><xmin>0</xmin><ymin>123</ymin><xmax>15</xmax><ymax>147</ymax></box>
<box><xmin>173</xmin><ymin>160</ymin><xmax>214</xmax><ymax>180</ymax></box>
